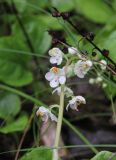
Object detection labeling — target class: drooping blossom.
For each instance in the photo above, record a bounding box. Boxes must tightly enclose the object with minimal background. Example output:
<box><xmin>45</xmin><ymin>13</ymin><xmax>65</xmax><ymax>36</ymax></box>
<box><xmin>74</xmin><ymin>60</ymin><xmax>93</xmax><ymax>78</ymax></box>
<box><xmin>52</xmin><ymin>86</ymin><xmax>73</xmax><ymax>98</ymax></box>
<box><xmin>99</xmin><ymin>60</ymin><xmax>107</xmax><ymax>70</ymax></box>
<box><xmin>36</xmin><ymin>106</ymin><xmax>57</xmax><ymax>123</ymax></box>
<box><xmin>66</xmin><ymin>96</ymin><xmax>86</xmax><ymax>111</ymax></box>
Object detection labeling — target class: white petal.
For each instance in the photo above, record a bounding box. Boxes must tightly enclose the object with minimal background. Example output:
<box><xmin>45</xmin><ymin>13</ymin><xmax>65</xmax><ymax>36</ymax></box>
<box><xmin>86</xmin><ymin>60</ymin><xmax>93</xmax><ymax>67</ymax></box>
<box><xmin>74</xmin><ymin>68</ymin><xmax>85</xmax><ymax>78</ymax></box>
<box><xmin>50</xmin><ymin>57</ymin><xmax>57</xmax><ymax>64</ymax></box>
<box><xmin>45</xmin><ymin>72</ymin><xmax>54</xmax><ymax>81</ymax></box>
<box><xmin>77</xmin><ymin>73</ymin><xmax>85</xmax><ymax>78</ymax></box>
<box><xmin>66</xmin><ymin>103</ymin><xmax>70</xmax><ymax>111</ymax></box>
<box><xmin>96</xmin><ymin>77</ymin><xmax>103</xmax><ymax>83</ymax></box>
<box><xmin>60</xmin><ymin>67</ymin><xmax>65</xmax><ymax>75</ymax></box>
<box><xmin>59</xmin><ymin>76</ymin><xmax>66</xmax><ymax>84</ymax></box>
<box><xmin>38</xmin><ymin>106</ymin><xmax>48</xmax><ymax>113</ymax></box>
<box><xmin>42</xmin><ymin>114</ymin><xmax>49</xmax><ymax>123</ymax></box>
<box><xmin>70</xmin><ymin>103</ymin><xmax>78</xmax><ymax>111</ymax></box>
<box><xmin>52</xmin><ymin>87</ymin><xmax>61</xmax><ymax>95</ymax></box>
<box><xmin>50</xmin><ymin>113</ymin><xmax>58</xmax><ymax>122</ymax></box>
<box><xmin>36</xmin><ymin>106</ymin><xmax>48</xmax><ymax>116</ymax></box>
<box><xmin>52</xmin><ymin>88</ymin><xmax>58</xmax><ymax>94</ymax></box>
<box><xmin>76</xmin><ymin>96</ymin><xmax>86</xmax><ymax>104</ymax></box>
<box><xmin>89</xmin><ymin>78</ymin><xmax>95</xmax><ymax>84</ymax></box>
<box><xmin>57</xmin><ymin>57</ymin><xmax>63</xmax><ymax>65</ymax></box>
<box><xmin>100</xmin><ymin>60</ymin><xmax>107</xmax><ymax>70</ymax></box>
<box><xmin>70</xmin><ymin>97</ymin><xmax>77</xmax><ymax>104</ymax></box>
<box><xmin>68</xmin><ymin>47</ymin><xmax>78</xmax><ymax>55</ymax></box>
<box><xmin>49</xmin><ymin>48</ymin><xmax>63</xmax><ymax>56</ymax></box>
<box><xmin>50</xmin><ymin>78</ymin><xmax>59</xmax><ymax>88</ymax></box>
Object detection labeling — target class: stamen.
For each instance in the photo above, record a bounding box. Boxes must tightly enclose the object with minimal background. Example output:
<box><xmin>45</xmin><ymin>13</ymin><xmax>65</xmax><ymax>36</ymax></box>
<box><xmin>51</xmin><ymin>67</ymin><xmax>59</xmax><ymax>73</ymax></box>
<box><xmin>37</xmin><ymin>111</ymin><xmax>44</xmax><ymax>117</ymax></box>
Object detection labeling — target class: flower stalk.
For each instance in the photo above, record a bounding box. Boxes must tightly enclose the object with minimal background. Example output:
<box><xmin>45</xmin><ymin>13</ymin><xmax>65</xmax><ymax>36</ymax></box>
<box><xmin>53</xmin><ymin>84</ymin><xmax>65</xmax><ymax>160</ymax></box>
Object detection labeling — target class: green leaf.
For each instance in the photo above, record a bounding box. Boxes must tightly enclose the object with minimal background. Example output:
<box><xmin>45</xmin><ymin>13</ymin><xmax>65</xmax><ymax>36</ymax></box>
<box><xmin>113</xmin><ymin>0</ymin><xmax>116</xmax><ymax>11</ymax></box>
<box><xmin>36</xmin><ymin>15</ymin><xmax>63</xmax><ymax>30</ymax></box>
<box><xmin>20</xmin><ymin>149</ymin><xmax>52</xmax><ymax>160</ymax></box>
<box><xmin>0</xmin><ymin>92</ymin><xmax>21</xmax><ymax>120</ymax></box>
<box><xmin>9</xmin><ymin>0</ymin><xmax>48</xmax><ymax>14</ymax></box>
<box><xmin>91</xmin><ymin>151</ymin><xmax>114</xmax><ymax>160</ymax></box>
<box><xmin>51</xmin><ymin>0</ymin><xmax>74</xmax><ymax>11</ymax></box>
<box><xmin>0</xmin><ymin>58</ymin><xmax>33</xmax><ymax>86</ymax></box>
<box><xmin>0</xmin><ymin>36</ymin><xmax>33</xmax><ymax>86</ymax></box>
<box><xmin>74</xmin><ymin>0</ymin><xmax>114</xmax><ymax>23</ymax></box>
<box><xmin>103</xmin><ymin>78</ymin><xmax>116</xmax><ymax>98</ymax></box>
<box><xmin>13</xmin><ymin>16</ymin><xmax>51</xmax><ymax>55</ymax></box>
<box><xmin>102</xmin><ymin>30</ymin><xmax>116</xmax><ymax>62</ymax></box>
<box><xmin>0</xmin><ymin>115</ymin><xmax>28</xmax><ymax>133</ymax></box>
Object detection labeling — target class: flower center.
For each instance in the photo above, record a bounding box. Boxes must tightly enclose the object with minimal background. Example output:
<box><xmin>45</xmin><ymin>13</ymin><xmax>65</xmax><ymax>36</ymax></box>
<box><xmin>38</xmin><ymin>112</ymin><xmax>44</xmax><ymax>117</ymax></box>
<box><xmin>51</xmin><ymin>67</ymin><xmax>59</xmax><ymax>74</ymax></box>
<box><xmin>83</xmin><ymin>64</ymin><xmax>89</xmax><ymax>70</ymax></box>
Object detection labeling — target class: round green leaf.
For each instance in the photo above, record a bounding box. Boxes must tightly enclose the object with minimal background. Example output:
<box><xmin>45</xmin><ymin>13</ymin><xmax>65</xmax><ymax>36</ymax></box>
<box><xmin>51</xmin><ymin>0</ymin><xmax>74</xmax><ymax>11</ymax></box>
<box><xmin>75</xmin><ymin>0</ymin><xmax>114</xmax><ymax>23</ymax></box>
<box><xmin>0</xmin><ymin>36</ymin><xmax>33</xmax><ymax>86</ymax></box>
<box><xmin>20</xmin><ymin>149</ymin><xmax>52</xmax><ymax>160</ymax></box>
<box><xmin>0</xmin><ymin>114</ymin><xmax>28</xmax><ymax>134</ymax></box>
<box><xmin>13</xmin><ymin>16</ymin><xmax>52</xmax><ymax>55</ymax></box>
<box><xmin>91</xmin><ymin>151</ymin><xmax>114</xmax><ymax>160</ymax></box>
<box><xmin>102</xmin><ymin>30</ymin><xmax>116</xmax><ymax>63</ymax></box>
<box><xmin>0</xmin><ymin>92</ymin><xmax>21</xmax><ymax>120</ymax></box>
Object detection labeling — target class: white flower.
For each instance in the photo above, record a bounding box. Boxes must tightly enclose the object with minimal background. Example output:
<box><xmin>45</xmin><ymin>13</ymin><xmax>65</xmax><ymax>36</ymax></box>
<box><xmin>102</xmin><ymin>83</ymin><xmax>107</xmax><ymax>88</ymax></box>
<box><xmin>66</xmin><ymin>96</ymin><xmax>86</xmax><ymax>111</ymax></box>
<box><xmin>96</xmin><ymin>77</ymin><xmax>103</xmax><ymax>83</ymax></box>
<box><xmin>74</xmin><ymin>60</ymin><xmax>93</xmax><ymax>78</ymax></box>
<box><xmin>52</xmin><ymin>86</ymin><xmax>73</xmax><ymax>98</ymax></box>
<box><xmin>48</xmin><ymin>48</ymin><xmax>63</xmax><ymax>65</ymax></box>
<box><xmin>68</xmin><ymin>47</ymin><xmax>78</xmax><ymax>55</ymax></box>
<box><xmin>45</xmin><ymin>67</ymin><xmax>66</xmax><ymax>88</ymax></box>
<box><xmin>36</xmin><ymin>106</ymin><xmax>57</xmax><ymax>123</ymax></box>
<box><xmin>89</xmin><ymin>76</ymin><xmax>103</xmax><ymax>85</ymax></box>
<box><xmin>66</xmin><ymin>63</ymin><xmax>75</xmax><ymax>77</ymax></box>
<box><xmin>68</xmin><ymin>47</ymin><xmax>82</xmax><ymax>58</ymax></box>
<box><xmin>99</xmin><ymin>60</ymin><xmax>107</xmax><ymax>70</ymax></box>
<box><xmin>89</xmin><ymin>78</ymin><xmax>95</xmax><ymax>84</ymax></box>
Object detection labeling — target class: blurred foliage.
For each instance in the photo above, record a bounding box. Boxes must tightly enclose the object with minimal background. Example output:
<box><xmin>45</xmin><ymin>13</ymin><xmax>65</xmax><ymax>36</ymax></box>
<box><xmin>0</xmin><ymin>0</ymin><xmax>116</xmax><ymax>159</ymax></box>
<box><xmin>20</xmin><ymin>149</ymin><xmax>52</xmax><ymax>160</ymax></box>
<box><xmin>0</xmin><ymin>114</ymin><xmax>28</xmax><ymax>133</ymax></box>
<box><xmin>91</xmin><ymin>151</ymin><xmax>116</xmax><ymax>160</ymax></box>
<box><xmin>0</xmin><ymin>92</ymin><xmax>21</xmax><ymax>119</ymax></box>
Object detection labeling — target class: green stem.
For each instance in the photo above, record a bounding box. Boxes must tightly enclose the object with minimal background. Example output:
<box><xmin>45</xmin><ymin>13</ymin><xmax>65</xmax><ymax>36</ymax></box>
<box><xmin>53</xmin><ymin>85</ymin><xmax>65</xmax><ymax>160</ymax></box>
<box><xmin>54</xmin><ymin>85</ymin><xmax>65</xmax><ymax>147</ymax></box>
<box><xmin>0</xmin><ymin>83</ymin><xmax>98</xmax><ymax>154</ymax></box>
<box><xmin>110</xmin><ymin>95</ymin><xmax>116</xmax><ymax>122</ymax></box>
<box><xmin>0</xmin><ymin>84</ymin><xmax>44</xmax><ymax>106</ymax></box>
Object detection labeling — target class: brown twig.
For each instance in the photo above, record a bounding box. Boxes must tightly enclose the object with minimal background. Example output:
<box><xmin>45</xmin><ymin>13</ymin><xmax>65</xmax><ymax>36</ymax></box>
<box><xmin>14</xmin><ymin>114</ymin><xmax>34</xmax><ymax>160</ymax></box>
<box><xmin>51</xmin><ymin>37</ymin><xmax>116</xmax><ymax>76</ymax></box>
<box><xmin>51</xmin><ymin>8</ymin><xmax>116</xmax><ymax>67</ymax></box>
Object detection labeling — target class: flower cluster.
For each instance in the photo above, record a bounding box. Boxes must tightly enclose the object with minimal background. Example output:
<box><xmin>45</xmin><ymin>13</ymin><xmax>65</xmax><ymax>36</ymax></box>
<box><xmin>36</xmin><ymin>46</ymin><xmax>108</xmax><ymax>124</ymax></box>
<box><xmin>36</xmin><ymin>47</ymin><xmax>93</xmax><ymax>123</ymax></box>
<box><xmin>45</xmin><ymin>47</ymin><xmax>93</xmax><ymax>88</ymax></box>
<box><xmin>89</xmin><ymin>59</ymin><xmax>107</xmax><ymax>88</ymax></box>
<box><xmin>36</xmin><ymin>106</ymin><xmax>57</xmax><ymax>123</ymax></box>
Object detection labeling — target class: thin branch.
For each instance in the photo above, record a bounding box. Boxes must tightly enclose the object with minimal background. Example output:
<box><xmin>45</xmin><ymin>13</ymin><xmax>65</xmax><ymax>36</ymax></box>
<box><xmin>51</xmin><ymin>8</ymin><xmax>116</xmax><ymax>67</ymax></box>
<box><xmin>14</xmin><ymin>114</ymin><xmax>34</xmax><ymax>160</ymax></box>
<box><xmin>67</xmin><ymin>20</ymin><xmax>116</xmax><ymax>66</ymax></box>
